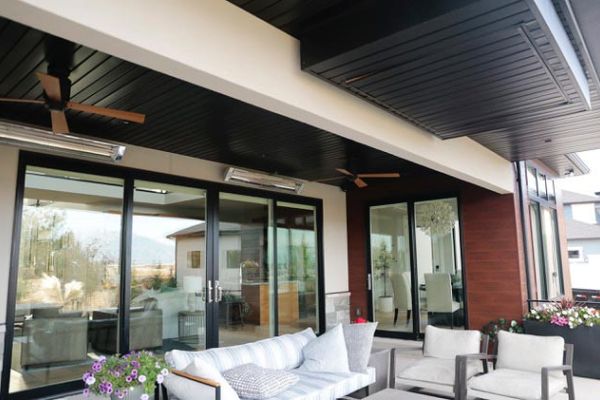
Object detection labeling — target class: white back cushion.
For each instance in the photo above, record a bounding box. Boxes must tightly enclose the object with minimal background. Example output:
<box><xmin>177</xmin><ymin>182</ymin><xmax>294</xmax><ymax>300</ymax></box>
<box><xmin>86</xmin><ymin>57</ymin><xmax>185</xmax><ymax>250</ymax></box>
<box><xmin>496</xmin><ymin>331</ymin><xmax>564</xmax><ymax>373</ymax></box>
<box><xmin>167</xmin><ymin>327</ymin><xmax>316</xmax><ymax>371</ymax></box>
<box><xmin>423</xmin><ymin>325</ymin><xmax>481</xmax><ymax>359</ymax></box>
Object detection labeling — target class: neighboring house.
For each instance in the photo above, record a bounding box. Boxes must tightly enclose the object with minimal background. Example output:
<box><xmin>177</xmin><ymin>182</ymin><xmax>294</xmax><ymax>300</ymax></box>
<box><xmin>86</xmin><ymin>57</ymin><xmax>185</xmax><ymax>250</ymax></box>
<box><xmin>563</xmin><ymin>191</ymin><xmax>600</xmax><ymax>298</ymax></box>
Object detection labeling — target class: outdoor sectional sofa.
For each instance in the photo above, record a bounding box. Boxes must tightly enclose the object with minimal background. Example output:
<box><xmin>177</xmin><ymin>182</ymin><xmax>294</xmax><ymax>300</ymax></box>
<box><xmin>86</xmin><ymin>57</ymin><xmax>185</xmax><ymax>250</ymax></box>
<box><xmin>163</xmin><ymin>328</ymin><xmax>376</xmax><ymax>400</ymax></box>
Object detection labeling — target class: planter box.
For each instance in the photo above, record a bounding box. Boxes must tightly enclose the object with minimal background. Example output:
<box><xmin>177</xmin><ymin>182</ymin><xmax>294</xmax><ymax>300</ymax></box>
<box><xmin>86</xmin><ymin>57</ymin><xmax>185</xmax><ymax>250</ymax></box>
<box><xmin>524</xmin><ymin>320</ymin><xmax>600</xmax><ymax>379</ymax></box>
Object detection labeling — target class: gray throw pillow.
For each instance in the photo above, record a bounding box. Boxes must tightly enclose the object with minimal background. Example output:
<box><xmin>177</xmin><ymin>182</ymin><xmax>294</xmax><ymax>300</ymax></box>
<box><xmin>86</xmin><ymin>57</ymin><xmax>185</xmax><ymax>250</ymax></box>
<box><xmin>342</xmin><ymin>322</ymin><xmax>378</xmax><ymax>373</ymax></box>
<box><xmin>223</xmin><ymin>364</ymin><xmax>299</xmax><ymax>400</ymax></box>
<box><xmin>300</xmin><ymin>323</ymin><xmax>350</xmax><ymax>373</ymax></box>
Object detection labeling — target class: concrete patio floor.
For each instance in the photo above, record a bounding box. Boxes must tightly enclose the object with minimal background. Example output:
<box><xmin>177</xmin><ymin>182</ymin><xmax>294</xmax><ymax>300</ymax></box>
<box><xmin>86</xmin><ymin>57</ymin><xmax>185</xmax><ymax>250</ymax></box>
<box><xmin>374</xmin><ymin>337</ymin><xmax>600</xmax><ymax>400</ymax></box>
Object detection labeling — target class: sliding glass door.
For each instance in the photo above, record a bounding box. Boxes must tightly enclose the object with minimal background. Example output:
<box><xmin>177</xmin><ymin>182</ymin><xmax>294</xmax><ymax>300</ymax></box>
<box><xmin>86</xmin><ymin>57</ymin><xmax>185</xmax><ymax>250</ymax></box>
<box><xmin>4</xmin><ymin>154</ymin><xmax>323</xmax><ymax>399</ymax></box>
<box><xmin>9</xmin><ymin>167</ymin><xmax>124</xmax><ymax>393</ymax></box>
<box><xmin>369</xmin><ymin>203</ymin><xmax>412</xmax><ymax>332</ymax></box>
<box><xmin>129</xmin><ymin>181</ymin><xmax>207</xmax><ymax>352</ymax></box>
<box><xmin>217</xmin><ymin>193</ymin><xmax>274</xmax><ymax>346</ymax></box>
<box><xmin>368</xmin><ymin>197</ymin><xmax>464</xmax><ymax>338</ymax></box>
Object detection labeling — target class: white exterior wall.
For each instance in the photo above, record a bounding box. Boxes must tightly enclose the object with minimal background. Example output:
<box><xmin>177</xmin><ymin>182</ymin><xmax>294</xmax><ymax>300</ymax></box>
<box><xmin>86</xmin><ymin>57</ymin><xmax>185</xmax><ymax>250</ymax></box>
<box><xmin>568</xmin><ymin>238</ymin><xmax>600</xmax><ymax>290</ymax></box>
<box><xmin>0</xmin><ymin>143</ymin><xmax>349</xmax><ymax>329</ymax></box>
<box><xmin>570</xmin><ymin>203</ymin><xmax>597</xmax><ymax>224</ymax></box>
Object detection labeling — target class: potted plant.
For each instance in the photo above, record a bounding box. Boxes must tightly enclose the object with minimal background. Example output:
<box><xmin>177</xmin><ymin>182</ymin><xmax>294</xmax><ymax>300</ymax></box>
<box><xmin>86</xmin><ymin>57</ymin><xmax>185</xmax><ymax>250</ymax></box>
<box><xmin>82</xmin><ymin>351</ymin><xmax>169</xmax><ymax>399</ymax></box>
<box><xmin>524</xmin><ymin>298</ymin><xmax>600</xmax><ymax>379</ymax></box>
<box><xmin>373</xmin><ymin>241</ymin><xmax>395</xmax><ymax>313</ymax></box>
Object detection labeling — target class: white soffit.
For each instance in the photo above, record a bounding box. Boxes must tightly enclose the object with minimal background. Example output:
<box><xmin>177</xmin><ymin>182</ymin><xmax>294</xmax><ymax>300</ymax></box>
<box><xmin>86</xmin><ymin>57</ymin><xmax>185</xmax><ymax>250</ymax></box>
<box><xmin>0</xmin><ymin>0</ymin><xmax>515</xmax><ymax>194</ymax></box>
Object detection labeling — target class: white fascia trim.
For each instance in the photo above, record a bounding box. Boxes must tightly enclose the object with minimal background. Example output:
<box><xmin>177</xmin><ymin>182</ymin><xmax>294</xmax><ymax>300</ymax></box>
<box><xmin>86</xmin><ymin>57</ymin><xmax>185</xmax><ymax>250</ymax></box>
<box><xmin>1</xmin><ymin>0</ymin><xmax>515</xmax><ymax>194</ymax></box>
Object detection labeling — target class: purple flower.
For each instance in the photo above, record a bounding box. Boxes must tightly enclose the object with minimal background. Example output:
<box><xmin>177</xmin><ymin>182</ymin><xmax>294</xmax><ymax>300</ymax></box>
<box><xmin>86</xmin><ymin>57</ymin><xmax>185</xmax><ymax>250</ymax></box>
<box><xmin>83</xmin><ymin>388</ymin><xmax>90</xmax><ymax>398</ymax></box>
<box><xmin>156</xmin><ymin>374</ymin><xmax>164</xmax><ymax>384</ymax></box>
<box><xmin>125</xmin><ymin>376</ymin><xmax>133</xmax><ymax>383</ymax></box>
<box><xmin>98</xmin><ymin>355</ymin><xmax>107</xmax><ymax>363</ymax></box>
<box><xmin>131</xmin><ymin>360</ymin><xmax>140</xmax><ymax>368</ymax></box>
<box><xmin>82</xmin><ymin>372</ymin><xmax>91</xmax><ymax>382</ymax></box>
<box><xmin>131</xmin><ymin>368</ymin><xmax>138</xmax><ymax>378</ymax></box>
<box><xmin>138</xmin><ymin>375</ymin><xmax>147</xmax><ymax>383</ymax></box>
<box><xmin>92</xmin><ymin>362</ymin><xmax>102</xmax><ymax>372</ymax></box>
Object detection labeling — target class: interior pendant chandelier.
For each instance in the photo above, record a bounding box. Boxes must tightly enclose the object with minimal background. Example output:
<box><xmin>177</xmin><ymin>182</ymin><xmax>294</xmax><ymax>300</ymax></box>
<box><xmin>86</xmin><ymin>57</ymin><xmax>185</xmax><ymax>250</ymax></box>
<box><xmin>416</xmin><ymin>201</ymin><xmax>456</xmax><ymax>236</ymax></box>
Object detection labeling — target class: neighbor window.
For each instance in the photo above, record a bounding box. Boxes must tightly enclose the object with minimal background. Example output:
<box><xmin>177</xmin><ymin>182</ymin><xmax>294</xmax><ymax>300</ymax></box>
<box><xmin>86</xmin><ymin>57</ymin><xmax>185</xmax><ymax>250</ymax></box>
<box><xmin>568</xmin><ymin>248</ymin><xmax>583</xmax><ymax>262</ymax></box>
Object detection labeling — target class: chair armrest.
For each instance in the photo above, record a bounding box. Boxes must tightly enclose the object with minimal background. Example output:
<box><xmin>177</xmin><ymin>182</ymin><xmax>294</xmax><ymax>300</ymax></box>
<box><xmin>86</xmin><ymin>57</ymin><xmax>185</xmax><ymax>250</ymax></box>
<box><xmin>166</xmin><ymin>370</ymin><xmax>222</xmax><ymax>400</ymax></box>
<box><xmin>542</xmin><ymin>365</ymin><xmax>575</xmax><ymax>400</ymax></box>
<box><xmin>455</xmin><ymin>353</ymin><xmax>494</xmax><ymax>400</ymax></box>
<box><xmin>171</xmin><ymin>369</ymin><xmax>221</xmax><ymax>388</ymax></box>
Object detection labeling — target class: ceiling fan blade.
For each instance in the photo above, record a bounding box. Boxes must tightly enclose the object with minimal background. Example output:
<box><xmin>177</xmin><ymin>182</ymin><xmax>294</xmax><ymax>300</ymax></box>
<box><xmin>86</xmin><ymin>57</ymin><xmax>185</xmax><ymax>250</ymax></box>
<box><xmin>336</xmin><ymin>168</ymin><xmax>354</xmax><ymax>177</ymax></box>
<box><xmin>354</xmin><ymin>177</ymin><xmax>368</xmax><ymax>188</ymax></box>
<box><xmin>0</xmin><ymin>97</ymin><xmax>45</xmax><ymax>105</ymax></box>
<box><xmin>67</xmin><ymin>101</ymin><xmax>145</xmax><ymax>124</ymax></box>
<box><xmin>315</xmin><ymin>176</ymin><xmax>345</xmax><ymax>182</ymax></box>
<box><xmin>50</xmin><ymin>110</ymin><xmax>69</xmax><ymax>134</ymax></box>
<box><xmin>36</xmin><ymin>72</ymin><xmax>62</xmax><ymax>102</ymax></box>
<box><xmin>356</xmin><ymin>173</ymin><xmax>401</xmax><ymax>178</ymax></box>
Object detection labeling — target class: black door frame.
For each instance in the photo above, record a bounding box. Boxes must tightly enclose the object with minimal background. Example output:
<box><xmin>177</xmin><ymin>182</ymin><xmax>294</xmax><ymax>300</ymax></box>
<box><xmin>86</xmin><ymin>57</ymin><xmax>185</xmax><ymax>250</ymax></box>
<box><xmin>2</xmin><ymin>151</ymin><xmax>325</xmax><ymax>399</ymax></box>
<box><xmin>365</xmin><ymin>193</ymin><xmax>468</xmax><ymax>340</ymax></box>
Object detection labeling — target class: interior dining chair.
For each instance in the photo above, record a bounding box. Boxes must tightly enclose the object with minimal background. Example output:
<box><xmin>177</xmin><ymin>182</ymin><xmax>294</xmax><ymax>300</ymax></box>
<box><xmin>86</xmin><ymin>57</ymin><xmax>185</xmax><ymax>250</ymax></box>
<box><xmin>390</xmin><ymin>271</ymin><xmax>412</xmax><ymax>326</ymax></box>
<box><xmin>424</xmin><ymin>273</ymin><xmax>460</xmax><ymax>328</ymax></box>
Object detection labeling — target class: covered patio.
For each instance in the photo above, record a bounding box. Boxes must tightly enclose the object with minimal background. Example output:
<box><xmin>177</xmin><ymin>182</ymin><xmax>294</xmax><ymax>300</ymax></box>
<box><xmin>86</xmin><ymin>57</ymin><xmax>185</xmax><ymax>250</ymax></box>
<box><xmin>0</xmin><ymin>1</ymin><xmax>600</xmax><ymax>399</ymax></box>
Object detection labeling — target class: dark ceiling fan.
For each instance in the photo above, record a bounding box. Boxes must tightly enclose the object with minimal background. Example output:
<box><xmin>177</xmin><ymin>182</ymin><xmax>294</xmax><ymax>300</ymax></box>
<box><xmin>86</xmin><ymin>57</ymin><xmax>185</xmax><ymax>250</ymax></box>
<box><xmin>0</xmin><ymin>36</ymin><xmax>145</xmax><ymax>134</ymax></box>
<box><xmin>317</xmin><ymin>168</ymin><xmax>401</xmax><ymax>188</ymax></box>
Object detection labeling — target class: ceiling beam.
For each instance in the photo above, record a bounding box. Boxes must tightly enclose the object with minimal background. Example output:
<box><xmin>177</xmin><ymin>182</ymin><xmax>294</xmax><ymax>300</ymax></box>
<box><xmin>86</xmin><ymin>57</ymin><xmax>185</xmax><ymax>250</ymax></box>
<box><xmin>0</xmin><ymin>0</ymin><xmax>515</xmax><ymax>193</ymax></box>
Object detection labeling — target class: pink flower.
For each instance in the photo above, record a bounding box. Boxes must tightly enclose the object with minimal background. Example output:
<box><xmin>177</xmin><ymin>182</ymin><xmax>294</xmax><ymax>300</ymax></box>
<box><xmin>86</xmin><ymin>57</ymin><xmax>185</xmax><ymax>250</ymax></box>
<box><xmin>550</xmin><ymin>314</ymin><xmax>569</xmax><ymax>327</ymax></box>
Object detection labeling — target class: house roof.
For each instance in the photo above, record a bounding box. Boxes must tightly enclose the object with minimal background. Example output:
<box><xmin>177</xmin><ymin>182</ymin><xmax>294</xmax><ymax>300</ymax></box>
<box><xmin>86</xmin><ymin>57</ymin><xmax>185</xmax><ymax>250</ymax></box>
<box><xmin>566</xmin><ymin>218</ymin><xmax>600</xmax><ymax>240</ymax></box>
<box><xmin>562</xmin><ymin>190</ymin><xmax>599</xmax><ymax>204</ymax></box>
<box><xmin>167</xmin><ymin>222</ymin><xmax>240</xmax><ymax>238</ymax></box>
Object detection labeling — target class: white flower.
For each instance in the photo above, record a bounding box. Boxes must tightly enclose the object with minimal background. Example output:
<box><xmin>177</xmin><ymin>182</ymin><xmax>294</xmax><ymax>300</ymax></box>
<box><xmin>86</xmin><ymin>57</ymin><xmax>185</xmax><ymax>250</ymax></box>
<box><xmin>85</xmin><ymin>376</ymin><xmax>96</xmax><ymax>385</ymax></box>
<box><xmin>161</xmin><ymin>368</ymin><xmax>169</xmax><ymax>376</ymax></box>
<box><xmin>138</xmin><ymin>375</ymin><xmax>147</xmax><ymax>383</ymax></box>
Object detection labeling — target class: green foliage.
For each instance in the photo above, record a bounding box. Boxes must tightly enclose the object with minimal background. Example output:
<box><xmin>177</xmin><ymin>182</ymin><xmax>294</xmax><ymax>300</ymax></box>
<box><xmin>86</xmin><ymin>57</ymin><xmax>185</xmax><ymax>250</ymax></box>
<box><xmin>481</xmin><ymin>318</ymin><xmax>524</xmax><ymax>342</ymax></box>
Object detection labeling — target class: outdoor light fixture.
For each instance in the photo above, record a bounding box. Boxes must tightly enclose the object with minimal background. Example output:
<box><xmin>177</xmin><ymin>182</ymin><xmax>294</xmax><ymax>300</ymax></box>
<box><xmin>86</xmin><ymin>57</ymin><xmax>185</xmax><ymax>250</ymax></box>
<box><xmin>224</xmin><ymin>167</ymin><xmax>304</xmax><ymax>193</ymax></box>
<box><xmin>0</xmin><ymin>120</ymin><xmax>126</xmax><ymax>161</ymax></box>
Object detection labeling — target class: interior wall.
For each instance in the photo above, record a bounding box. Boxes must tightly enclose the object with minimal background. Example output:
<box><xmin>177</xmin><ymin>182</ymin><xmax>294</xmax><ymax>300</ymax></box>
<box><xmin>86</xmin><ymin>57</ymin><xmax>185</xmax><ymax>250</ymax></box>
<box><xmin>346</xmin><ymin>171</ymin><xmax>528</xmax><ymax>330</ymax></box>
<box><xmin>0</xmin><ymin>143</ymin><xmax>349</xmax><ymax>331</ymax></box>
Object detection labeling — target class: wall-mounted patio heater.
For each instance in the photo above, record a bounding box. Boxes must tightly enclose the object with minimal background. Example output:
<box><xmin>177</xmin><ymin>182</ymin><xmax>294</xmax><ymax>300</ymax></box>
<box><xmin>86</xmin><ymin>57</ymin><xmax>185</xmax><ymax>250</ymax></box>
<box><xmin>0</xmin><ymin>120</ymin><xmax>126</xmax><ymax>161</ymax></box>
<box><xmin>224</xmin><ymin>167</ymin><xmax>304</xmax><ymax>193</ymax></box>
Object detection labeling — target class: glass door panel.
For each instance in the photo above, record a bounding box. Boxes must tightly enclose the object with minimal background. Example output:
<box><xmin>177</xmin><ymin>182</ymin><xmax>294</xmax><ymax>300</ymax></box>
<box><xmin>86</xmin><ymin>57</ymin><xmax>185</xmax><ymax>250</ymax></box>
<box><xmin>541</xmin><ymin>208</ymin><xmax>563</xmax><ymax>298</ymax></box>
<box><xmin>130</xmin><ymin>180</ymin><xmax>207</xmax><ymax>353</ymax></box>
<box><xmin>276</xmin><ymin>202</ymin><xmax>319</xmax><ymax>334</ymax></box>
<box><xmin>218</xmin><ymin>193</ymin><xmax>274</xmax><ymax>346</ymax></box>
<box><xmin>414</xmin><ymin>198</ymin><xmax>463</xmax><ymax>332</ymax></box>
<box><xmin>369</xmin><ymin>203</ymin><xmax>412</xmax><ymax>332</ymax></box>
<box><xmin>10</xmin><ymin>167</ymin><xmax>124</xmax><ymax>394</ymax></box>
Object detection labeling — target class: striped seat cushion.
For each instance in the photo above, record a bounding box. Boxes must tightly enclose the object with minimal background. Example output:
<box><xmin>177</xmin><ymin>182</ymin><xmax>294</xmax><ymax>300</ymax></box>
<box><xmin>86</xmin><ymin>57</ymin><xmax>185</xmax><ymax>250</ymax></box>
<box><xmin>166</xmin><ymin>328</ymin><xmax>317</xmax><ymax>371</ymax></box>
<box><xmin>264</xmin><ymin>367</ymin><xmax>376</xmax><ymax>400</ymax></box>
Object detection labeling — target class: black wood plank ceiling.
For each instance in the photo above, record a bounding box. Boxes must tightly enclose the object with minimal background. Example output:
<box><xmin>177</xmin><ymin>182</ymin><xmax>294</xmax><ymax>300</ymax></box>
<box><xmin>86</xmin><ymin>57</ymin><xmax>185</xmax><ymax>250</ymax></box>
<box><xmin>0</xmin><ymin>16</ymin><xmax>430</xmax><ymax>188</ymax></box>
<box><xmin>229</xmin><ymin>0</ymin><xmax>599</xmax><ymax>176</ymax></box>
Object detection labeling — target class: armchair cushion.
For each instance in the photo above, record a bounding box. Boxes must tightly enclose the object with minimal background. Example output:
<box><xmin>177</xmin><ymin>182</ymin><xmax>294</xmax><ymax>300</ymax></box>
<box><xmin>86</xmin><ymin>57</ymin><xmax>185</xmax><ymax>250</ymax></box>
<box><xmin>469</xmin><ymin>368</ymin><xmax>564</xmax><ymax>400</ymax></box>
<box><xmin>496</xmin><ymin>331</ymin><xmax>564</xmax><ymax>376</ymax></box>
<box><xmin>423</xmin><ymin>325</ymin><xmax>481</xmax><ymax>359</ymax></box>
<box><xmin>398</xmin><ymin>357</ymin><xmax>481</xmax><ymax>386</ymax></box>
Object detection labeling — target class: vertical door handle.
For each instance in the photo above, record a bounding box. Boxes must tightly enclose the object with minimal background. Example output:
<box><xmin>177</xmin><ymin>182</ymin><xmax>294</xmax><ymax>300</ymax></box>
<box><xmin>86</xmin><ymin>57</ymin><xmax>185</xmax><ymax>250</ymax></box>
<box><xmin>207</xmin><ymin>280</ymin><xmax>214</xmax><ymax>303</ymax></box>
<box><xmin>367</xmin><ymin>273</ymin><xmax>372</xmax><ymax>291</ymax></box>
<box><xmin>216</xmin><ymin>280</ymin><xmax>223</xmax><ymax>302</ymax></box>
